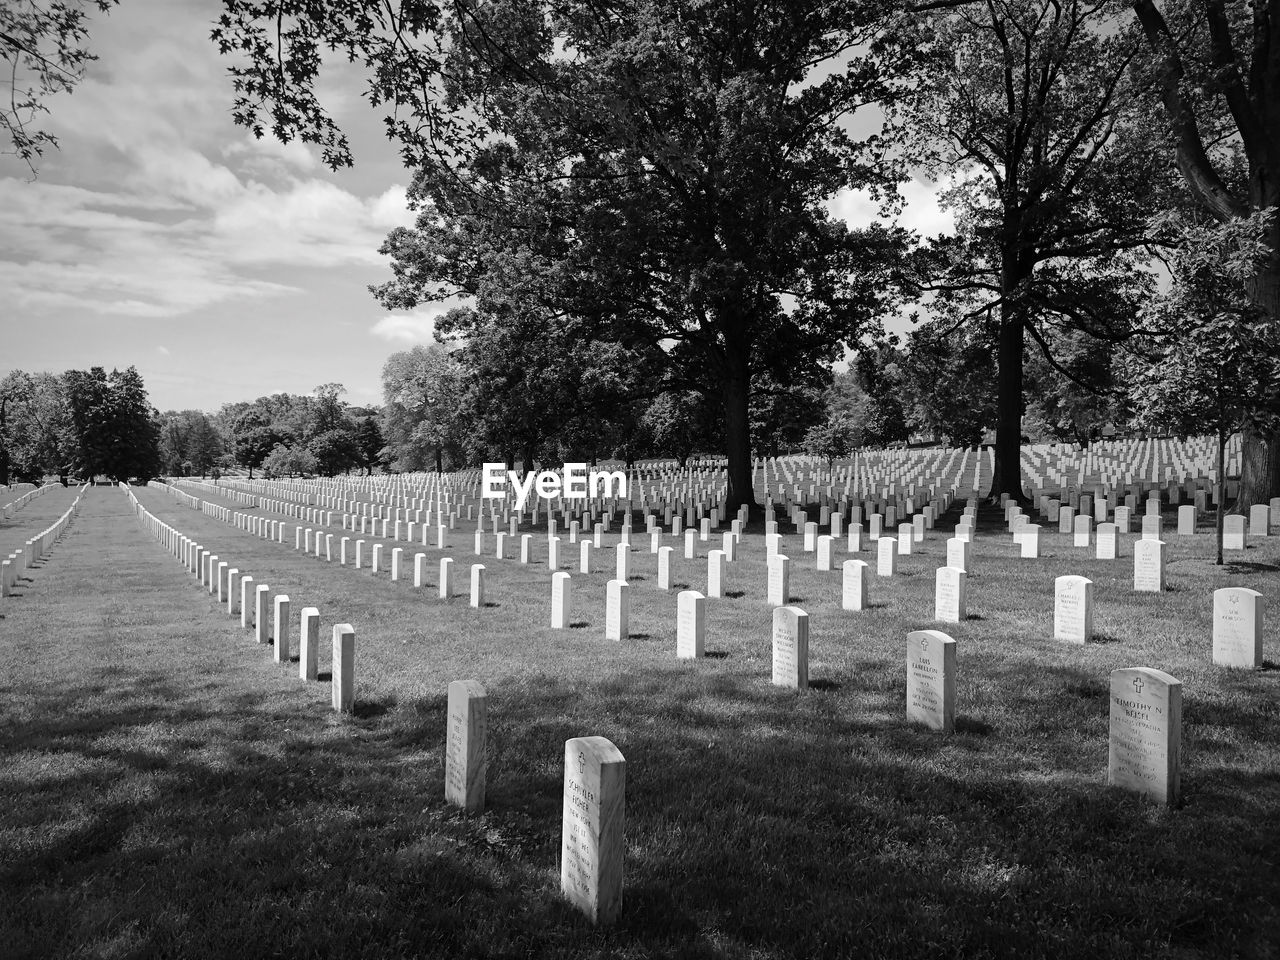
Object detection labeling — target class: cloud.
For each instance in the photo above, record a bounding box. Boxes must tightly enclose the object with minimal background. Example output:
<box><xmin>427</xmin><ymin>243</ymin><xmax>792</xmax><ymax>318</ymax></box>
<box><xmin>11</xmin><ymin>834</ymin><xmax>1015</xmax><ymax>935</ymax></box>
<box><xmin>156</xmin><ymin>345</ymin><xmax>170</xmax><ymax>356</ymax></box>
<box><xmin>828</xmin><ymin>176</ymin><xmax>958</xmax><ymax>240</ymax></box>
<box><xmin>370</xmin><ymin>302</ymin><xmax>461</xmax><ymax>345</ymax></box>
<box><xmin>0</xmin><ymin>0</ymin><xmax>416</xmax><ymax>320</ymax></box>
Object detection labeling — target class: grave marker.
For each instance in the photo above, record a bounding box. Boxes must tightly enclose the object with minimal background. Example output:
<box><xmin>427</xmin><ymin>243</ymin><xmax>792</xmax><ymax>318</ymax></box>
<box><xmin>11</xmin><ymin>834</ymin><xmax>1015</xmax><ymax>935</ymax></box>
<box><xmin>906</xmin><ymin>630</ymin><xmax>956</xmax><ymax>733</ymax></box>
<box><xmin>552</xmin><ymin>572</ymin><xmax>572</xmax><ymax>628</ymax></box>
<box><xmin>1212</xmin><ymin>587</ymin><xmax>1263</xmax><ymax>669</ymax></box>
<box><xmin>299</xmin><ymin>607</ymin><xmax>319</xmax><ymax>681</ymax></box>
<box><xmin>772</xmin><ymin>606</ymin><xmax>809</xmax><ymax>690</ymax></box>
<box><xmin>1108</xmin><ymin>667</ymin><xmax>1181</xmax><ymax>806</ymax></box>
<box><xmin>934</xmin><ymin>566</ymin><xmax>966</xmax><ymax>623</ymax></box>
<box><xmin>841</xmin><ymin>559</ymin><xmax>868</xmax><ymax>611</ymax></box>
<box><xmin>1054</xmin><ymin>575</ymin><xmax>1093</xmax><ymax>643</ymax></box>
<box><xmin>332</xmin><ymin>624</ymin><xmax>355</xmax><ymax>713</ymax></box>
<box><xmin>1133</xmin><ymin>539</ymin><xmax>1166</xmax><ymax>592</ymax></box>
<box><xmin>768</xmin><ymin>555</ymin><xmax>790</xmax><ymax>606</ymax></box>
<box><xmin>273</xmin><ymin>594</ymin><xmax>290</xmax><ymax>662</ymax></box>
<box><xmin>605</xmin><ymin>580</ymin><xmax>630</xmax><ymax>640</ymax></box>
<box><xmin>445</xmin><ymin>679</ymin><xmax>487</xmax><ymax>814</ymax></box>
<box><xmin>561</xmin><ymin>737</ymin><xmax>626</xmax><ymax>925</ymax></box>
<box><xmin>677</xmin><ymin>590</ymin><xmax>706</xmax><ymax>659</ymax></box>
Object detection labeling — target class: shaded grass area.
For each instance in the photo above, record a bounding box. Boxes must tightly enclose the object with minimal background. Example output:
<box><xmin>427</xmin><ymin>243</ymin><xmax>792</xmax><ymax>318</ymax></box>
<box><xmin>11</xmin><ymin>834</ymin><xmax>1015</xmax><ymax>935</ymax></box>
<box><xmin>1</xmin><ymin>490</ymin><xmax>1278</xmax><ymax>959</ymax></box>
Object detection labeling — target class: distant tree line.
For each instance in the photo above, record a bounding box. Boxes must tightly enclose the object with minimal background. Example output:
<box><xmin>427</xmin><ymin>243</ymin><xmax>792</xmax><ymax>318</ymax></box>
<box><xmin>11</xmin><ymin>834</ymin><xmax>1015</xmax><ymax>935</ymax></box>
<box><xmin>0</xmin><ymin>366</ymin><xmax>161</xmax><ymax>484</ymax></box>
<box><xmin>215</xmin><ymin>383</ymin><xmax>384</xmax><ymax>479</ymax></box>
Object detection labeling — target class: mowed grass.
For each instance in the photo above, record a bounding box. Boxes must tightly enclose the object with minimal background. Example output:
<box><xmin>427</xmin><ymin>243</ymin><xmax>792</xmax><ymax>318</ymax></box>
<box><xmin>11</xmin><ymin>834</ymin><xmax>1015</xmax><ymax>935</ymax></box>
<box><xmin>1</xmin><ymin>484</ymin><xmax>1278</xmax><ymax>959</ymax></box>
<box><xmin>0</xmin><ymin>485</ymin><xmax>84</xmax><ymax>560</ymax></box>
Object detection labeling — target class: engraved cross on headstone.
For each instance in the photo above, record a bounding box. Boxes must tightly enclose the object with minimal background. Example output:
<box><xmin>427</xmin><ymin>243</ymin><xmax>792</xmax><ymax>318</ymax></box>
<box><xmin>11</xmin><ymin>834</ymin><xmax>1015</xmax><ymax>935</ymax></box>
<box><xmin>1132</xmin><ymin>677</ymin><xmax>1144</xmax><ymax>694</ymax></box>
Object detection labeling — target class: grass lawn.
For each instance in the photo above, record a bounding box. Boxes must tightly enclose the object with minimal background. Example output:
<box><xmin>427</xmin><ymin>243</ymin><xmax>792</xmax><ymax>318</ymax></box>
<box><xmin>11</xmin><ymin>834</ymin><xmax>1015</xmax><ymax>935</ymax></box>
<box><xmin>1</xmin><ymin>484</ymin><xmax>1277</xmax><ymax>959</ymax></box>
<box><xmin>1</xmin><ymin>485</ymin><xmax>83</xmax><ymax>561</ymax></box>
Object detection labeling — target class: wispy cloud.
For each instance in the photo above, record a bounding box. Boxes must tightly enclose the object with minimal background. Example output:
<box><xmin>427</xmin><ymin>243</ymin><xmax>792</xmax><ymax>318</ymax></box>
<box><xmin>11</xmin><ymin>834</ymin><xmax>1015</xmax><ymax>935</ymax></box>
<box><xmin>370</xmin><ymin>300</ymin><xmax>467</xmax><ymax>345</ymax></box>
<box><xmin>828</xmin><ymin>176</ymin><xmax>959</xmax><ymax>240</ymax></box>
<box><xmin>0</xmin><ymin>0</ymin><xmax>414</xmax><ymax>321</ymax></box>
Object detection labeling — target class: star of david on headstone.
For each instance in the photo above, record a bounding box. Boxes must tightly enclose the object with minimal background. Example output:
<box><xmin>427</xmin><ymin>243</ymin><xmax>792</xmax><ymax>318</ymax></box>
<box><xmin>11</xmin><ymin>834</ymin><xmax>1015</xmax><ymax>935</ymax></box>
<box><xmin>1132</xmin><ymin>677</ymin><xmax>1144</xmax><ymax>695</ymax></box>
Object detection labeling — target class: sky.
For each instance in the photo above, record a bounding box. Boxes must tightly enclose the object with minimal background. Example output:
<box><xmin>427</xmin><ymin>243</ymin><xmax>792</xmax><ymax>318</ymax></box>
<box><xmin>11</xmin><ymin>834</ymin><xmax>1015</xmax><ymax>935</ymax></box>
<box><xmin>0</xmin><ymin>0</ymin><xmax>954</xmax><ymax>414</ymax></box>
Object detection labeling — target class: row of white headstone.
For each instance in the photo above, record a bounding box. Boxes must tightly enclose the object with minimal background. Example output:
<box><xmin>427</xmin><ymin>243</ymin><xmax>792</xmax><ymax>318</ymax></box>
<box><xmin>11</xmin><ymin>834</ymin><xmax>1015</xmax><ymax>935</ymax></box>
<box><xmin>124</xmin><ymin>486</ymin><xmax>358</xmax><ymax>712</ymax></box>
<box><xmin>1</xmin><ymin>484</ymin><xmax>88</xmax><ymax>597</ymax></box>
<box><xmin>444</xmin><ymin>645</ymin><xmax>1186</xmax><ymax>930</ymax></box>
<box><xmin>1</xmin><ymin>480</ymin><xmax>60</xmax><ymax>519</ymax></box>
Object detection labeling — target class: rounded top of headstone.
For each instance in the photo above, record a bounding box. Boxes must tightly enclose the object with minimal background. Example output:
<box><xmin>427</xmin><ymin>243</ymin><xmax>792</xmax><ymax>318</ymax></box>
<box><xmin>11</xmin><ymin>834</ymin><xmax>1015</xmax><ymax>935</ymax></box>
<box><xmin>566</xmin><ymin>735</ymin><xmax>625</xmax><ymax>766</ymax></box>
<box><xmin>1056</xmin><ymin>574</ymin><xmax>1093</xmax><ymax>586</ymax></box>
<box><xmin>1213</xmin><ymin>586</ymin><xmax>1262</xmax><ymax>600</ymax></box>
<box><xmin>907</xmin><ymin>629</ymin><xmax>955</xmax><ymax>649</ymax></box>
<box><xmin>1110</xmin><ymin>666</ymin><xmax>1180</xmax><ymax>689</ymax></box>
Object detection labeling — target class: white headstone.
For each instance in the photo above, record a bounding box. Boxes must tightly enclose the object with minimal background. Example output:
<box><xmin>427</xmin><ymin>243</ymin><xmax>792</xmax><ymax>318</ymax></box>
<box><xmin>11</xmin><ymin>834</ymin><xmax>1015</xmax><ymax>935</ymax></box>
<box><xmin>772</xmin><ymin>606</ymin><xmax>809</xmax><ymax>690</ymax></box>
<box><xmin>1224</xmin><ymin>514</ymin><xmax>1247</xmax><ymax>550</ymax></box>
<box><xmin>439</xmin><ymin>557</ymin><xmax>454</xmax><ymax>598</ymax></box>
<box><xmin>1212</xmin><ymin>587</ymin><xmax>1263</xmax><ymax>669</ymax></box>
<box><xmin>1108</xmin><ymin>667</ymin><xmax>1181</xmax><ymax>806</ymax></box>
<box><xmin>1133</xmin><ymin>539</ymin><xmax>1165</xmax><ymax>592</ymax></box>
<box><xmin>1054</xmin><ymin>575</ymin><xmax>1093</xmax><ymax>643</ymax></box>
<box><xmin>906</xmin><ymin>630</ymin><xmax>956</xmax><ymax>733</ymax></box>
<box><xmin>299</xmin><ymin>607</ymin><xmax>318</xmax><ymax>681</ymax></box>
<box><xmin>332</xmin><ymin>623</ymin><xmax>355</xmax><ymax>713</ymax></box>
<box><xmin>551</xmin><ymin>571</ymin><xmax>572</xmax><ymax>628</ymax></box>
<box><xmin>561</xmin><ymin>736</ymin><xmax>625</xmax><ymax>925</ymax></box>
<box><xmin>816</xmin><ymin>535</ymin><xmax>834</xmax><ymax>571</ymax></box>
<box><xmin>605</xmin><ymin>580</ymin><xmax>630</xmax><ymax>641</ymax></box>
<box><xmin>1249</xmin><ymin>502</ymin><xmax>1270</xmax><ymax>536</ymax></box>
<box><xmin>677</xmin><ymin>590</ymin><xmax>706</xmax><ymax>659</ymax></box>
<box><xmin>767</xmin><ymin>555</ymin><xmax>790</xmax><ymax>607</ymax></box>
<box><xmin>876</xmin><ymin>536</ymin><xmax>897</xmax><ymax>577</ymax></box>
<box><xmin>1096</xmin><ymin>522</ymin><xmax>1119</xmax><ymax>560</ymax></box>
<box><xmin>934</xmin><ymin>566</ymin><xmax>967</xmax><ymax>623</ymax></box>
<box><xmin>273</xmin><ymin>594</ymin><xmax>290</xmax><ymax>663</ymax></box>
<box><xmin>841</xmin><ymin>559</ymin><xmax>868</xmax><ymax>611</ymax></box>
<box><xmin>706</xmin><ymin>549</ymin><xmax>726</xmax><ymax>598</ymax></box>
<box><xmin>445</xmin><ymin>679</ymin><xmax>487</xmax><ymax>813</ymax></box>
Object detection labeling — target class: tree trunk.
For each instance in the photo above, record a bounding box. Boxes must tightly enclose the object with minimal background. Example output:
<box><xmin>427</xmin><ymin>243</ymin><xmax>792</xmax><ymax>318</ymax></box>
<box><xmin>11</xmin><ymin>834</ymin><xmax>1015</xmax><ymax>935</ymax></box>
<box><xmin>1237</xmin><ymin>258</ymin><xmax>1280</xmax><ymax>509</ymax></box>
<box><xmin>1235</xmin><ymin>421</ymin><xmax>1280</xmax><ymax>512</ymax></box>
<box><xmin>521</xmin><ymin>440</ymin><xmax>536</xmax><ymax>475</ymax></box>
<box><xmin>991</xmin><ymin>267</ymin><xmax>1028</xmax><ymax>503</ymax></box>
<box><xmin>720</xmin><ymin>357</ymin><xmax>756</xmax><ymax>515</ymax></box>
<box><xmin>434</xmin><ymin>444</ymin><xmax>443</xmax><ymax>475</ymax></box>
<box><xmin>1216</xmin><ymin>428</ymin><xmax>1226</xmax><ymax>566</ymax></box>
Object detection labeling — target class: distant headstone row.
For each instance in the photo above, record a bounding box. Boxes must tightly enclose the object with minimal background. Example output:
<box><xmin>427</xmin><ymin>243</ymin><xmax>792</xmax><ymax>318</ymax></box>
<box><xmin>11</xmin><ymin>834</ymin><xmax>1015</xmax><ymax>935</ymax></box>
<box><xmin>122</xmin><ymin>484</ymin><xmax>358</xmax><ymax>712</ymax></box>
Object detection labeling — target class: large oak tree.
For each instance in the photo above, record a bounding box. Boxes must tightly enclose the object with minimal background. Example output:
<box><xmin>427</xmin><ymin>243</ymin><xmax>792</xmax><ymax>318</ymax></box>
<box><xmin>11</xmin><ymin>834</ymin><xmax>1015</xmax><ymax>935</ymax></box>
<box><xmin>213</xmin><ymin>0</ymin><xmax>912</xmax><ymax>512</ymax></box>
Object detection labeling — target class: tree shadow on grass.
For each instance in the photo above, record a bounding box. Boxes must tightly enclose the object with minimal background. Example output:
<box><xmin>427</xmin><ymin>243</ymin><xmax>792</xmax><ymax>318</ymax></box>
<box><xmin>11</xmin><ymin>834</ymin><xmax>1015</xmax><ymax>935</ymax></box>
<box><xmin>354</xmin><ymin>699</ymin><xmax>395</xmax><ymax>720</ymax></box>
<box><xmin>704</xmin><ymin>651</ymin><xmax>730</xmax><ymax>660</ymax></box>
<box><xmin>6</xmin><ymin>656</ymin><xmax>1279</xmax><ymax>960</ymax></box>
<box><xmin>808</xmin><ymin>678</ymin><xmax>841</xmax><ymax>692</ymax></box>
<box><xmin>1089</xmin><ymin>633</ymin><xmax>1123</xmax><ymax>645</ymax></box>
<box><xmin>317</xmin><ymin>671</ymin><xmax>332</xmax><ymax>682</ymax></box>
<box><xmin>568</xmin><ymin>621</ymin><xmax>590</xmax><ymax>629</ymax></box>
<box><xmin>1224</xmin><ymin>560</ymin><xmax>1280</xmax><ymax>574</ymax></box>
<box><xmin>724</xmin><ymin>590</ymin><xmax>747</xmax><ymax>599</ymax></box>
<box><xmin>955</xmin><ymin>716</ymin><xmax>995</xmax><ymax>736</ymax></box>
